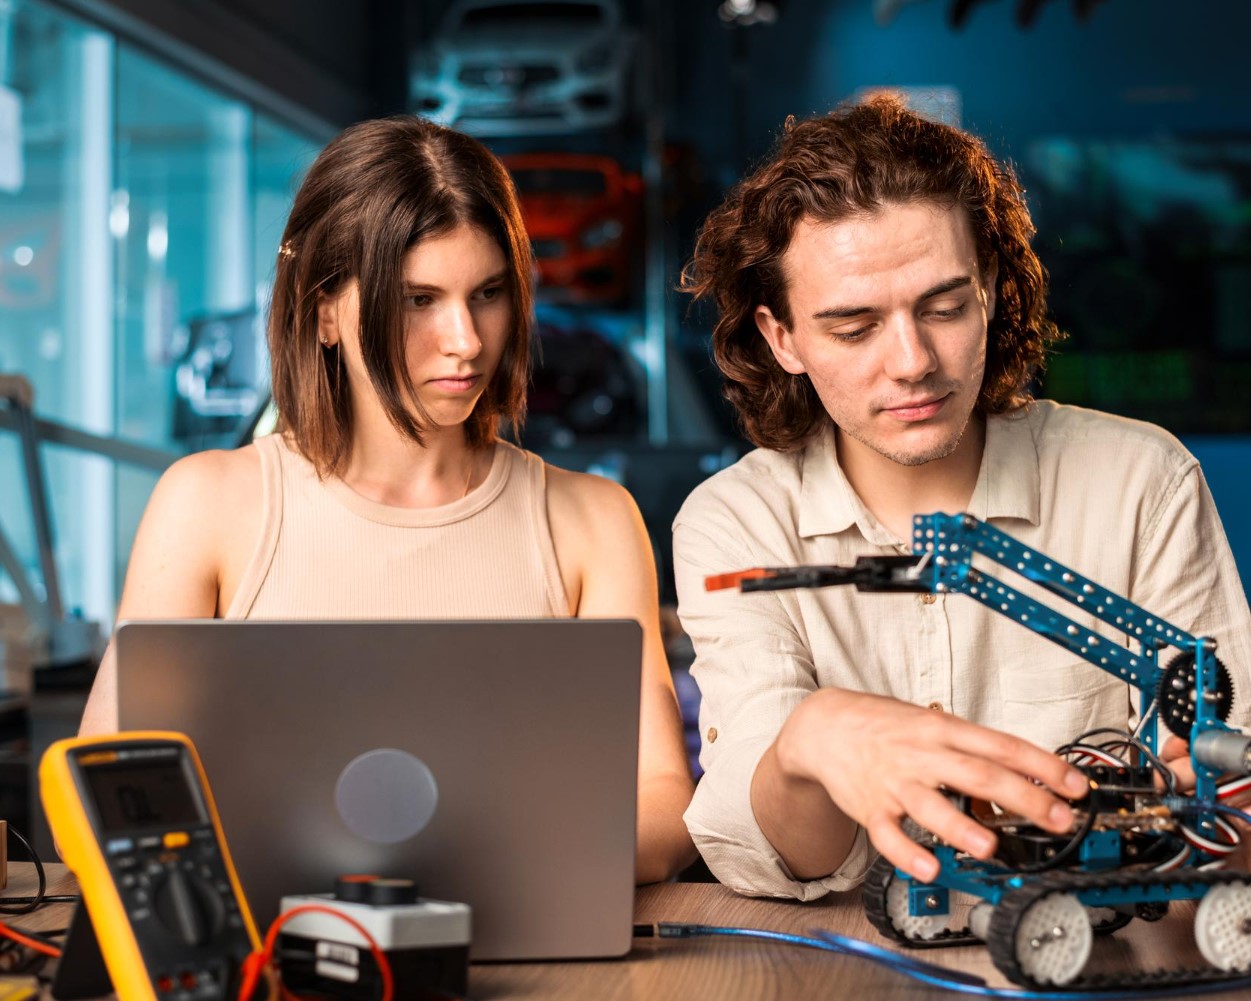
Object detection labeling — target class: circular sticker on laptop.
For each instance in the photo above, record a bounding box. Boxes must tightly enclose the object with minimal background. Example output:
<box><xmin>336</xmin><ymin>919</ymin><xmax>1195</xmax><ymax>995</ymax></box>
<box><xmin>334</xmin><ymin>748</ymin><xmax>439</xmax><ymax>844</ymax></box>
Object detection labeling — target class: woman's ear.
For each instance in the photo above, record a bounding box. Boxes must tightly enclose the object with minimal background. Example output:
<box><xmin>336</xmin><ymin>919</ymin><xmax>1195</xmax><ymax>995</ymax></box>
<box><xmin>316</xmin><ymin>293</ymin><xmax>340</xmax><ymax>348</ymax></box>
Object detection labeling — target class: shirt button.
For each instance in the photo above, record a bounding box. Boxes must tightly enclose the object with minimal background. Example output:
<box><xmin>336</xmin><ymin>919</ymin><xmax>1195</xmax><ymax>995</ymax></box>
<box><xmin>919</xmin><ymin>593</ymin><xmax>936</xmax><ymax>605</ymax></box>
<box><xmin>927</xmin><ymin>702</ymin><xmax>944</xmax><ymax>712</ymax></box>
<box><xmin>707</xmin><ymin>727</ymin><xmax>718</xmax><ymax>743</ymax></box>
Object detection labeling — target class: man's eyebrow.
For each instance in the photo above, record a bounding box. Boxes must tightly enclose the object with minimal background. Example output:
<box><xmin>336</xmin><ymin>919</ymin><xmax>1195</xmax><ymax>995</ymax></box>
<box><xmin>919</xmin><ymin>275</ymin><xmax>974</xmax><ymax>300</ymax></box>
<box><xmin>811</xmin><ymin>275</ymin><xmax>975</xmax><ymax>321</ymax></box>
<box><xmin>812</xmin><ymin>303</ymin><xmax>873</xmax><ymax>321</ymax></box>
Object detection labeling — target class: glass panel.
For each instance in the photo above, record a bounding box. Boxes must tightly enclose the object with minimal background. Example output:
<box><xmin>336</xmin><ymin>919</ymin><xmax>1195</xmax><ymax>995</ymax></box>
<box><xmin>0</xmin><ymin>1</ymin><xmax>113</xmax><ymax>624</ymax></box>
<box><xmin>0</xmin><ymin>1</ymin><xmax>321</xmax><ymax>630</ymax></box>
<box><xmin>115</xmin><ymin>45</ymin><xmax>256</xmax><ymax>452</ymax></box>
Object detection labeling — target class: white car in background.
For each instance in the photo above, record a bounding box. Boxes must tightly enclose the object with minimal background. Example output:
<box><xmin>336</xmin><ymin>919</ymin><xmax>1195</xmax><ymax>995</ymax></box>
<box><xmin>409</xmin><ymin>0</ymin><xmax>636</xmax><ymax>136</ymax></box>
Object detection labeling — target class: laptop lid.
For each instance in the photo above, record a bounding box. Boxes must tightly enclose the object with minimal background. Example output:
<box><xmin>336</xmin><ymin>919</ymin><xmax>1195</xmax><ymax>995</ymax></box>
<box><xmin>115</xmin><ymin>619</ymin><xmax>641</xmax><ymax>960</ymax></box>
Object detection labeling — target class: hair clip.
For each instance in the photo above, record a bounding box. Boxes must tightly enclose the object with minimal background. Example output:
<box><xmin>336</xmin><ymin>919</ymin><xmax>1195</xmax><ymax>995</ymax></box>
<box><xmin>279</xmin><ymin>241</ymin><xmax>296</xmax><ymax>260</ymax></box>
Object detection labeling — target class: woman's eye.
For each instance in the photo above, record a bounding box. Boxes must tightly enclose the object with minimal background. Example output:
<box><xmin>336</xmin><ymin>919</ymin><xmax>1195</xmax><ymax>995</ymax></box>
<box><xmin>477</xmin><ymin>285</ymin><xmax>503</xmax><ymax>302</ymax></box>
<box><xmin>405</xmin><ymin>294</ymin><xmax>432</xmax><ymax>308</ymax></box>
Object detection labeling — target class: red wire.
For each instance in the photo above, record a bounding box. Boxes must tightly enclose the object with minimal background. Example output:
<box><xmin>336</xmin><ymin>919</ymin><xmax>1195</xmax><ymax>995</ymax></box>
<box><xmin>0</xmin><ymin>920</ymin><xmax>62</xmax><ymax>957</ymax></box>
<box><xmin>238</xmin><ymin>903</ymin><xmax>394</xmax><ymax>1001</ymax></box>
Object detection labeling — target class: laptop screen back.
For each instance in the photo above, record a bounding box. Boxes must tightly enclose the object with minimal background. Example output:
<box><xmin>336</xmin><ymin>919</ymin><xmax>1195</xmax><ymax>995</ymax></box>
<box><xmin>116</xmin><ymin>619</ymin><xmax>641</xmax><ymax>960</ymax></box>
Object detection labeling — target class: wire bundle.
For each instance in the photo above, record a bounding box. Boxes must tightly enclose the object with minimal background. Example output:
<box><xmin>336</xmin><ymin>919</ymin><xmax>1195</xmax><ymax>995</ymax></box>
<box><xmin>1053</xmin><ymin>727</ymin><xmax>1251</xmax><ymax>873</ymax></box>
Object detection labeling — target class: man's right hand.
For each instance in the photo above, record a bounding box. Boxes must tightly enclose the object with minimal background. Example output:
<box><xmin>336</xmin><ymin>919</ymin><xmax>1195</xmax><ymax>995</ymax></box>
<box><xmin>757</xmin><ymin>688</ymin><xmax>1091</xmax><ymax>883</ymax></box>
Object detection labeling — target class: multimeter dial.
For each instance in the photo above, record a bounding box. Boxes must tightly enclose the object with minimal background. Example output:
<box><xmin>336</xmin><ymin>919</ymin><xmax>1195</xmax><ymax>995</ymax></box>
<box><xmin>154</xmin><ymin>866</ymin><xmax>225</xmax><ymax>946</ymax></box>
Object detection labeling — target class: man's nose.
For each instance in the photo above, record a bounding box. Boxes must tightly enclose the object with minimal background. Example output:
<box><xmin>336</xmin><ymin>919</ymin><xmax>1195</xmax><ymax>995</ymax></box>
<box><xmin>883</xmin><ymin>316</ymin><xmax>938</xmax><ymax>383</ymax></box>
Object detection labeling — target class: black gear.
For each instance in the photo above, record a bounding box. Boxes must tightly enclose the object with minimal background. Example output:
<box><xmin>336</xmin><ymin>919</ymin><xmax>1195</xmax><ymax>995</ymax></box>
<box><xmin>1156</xmin><ymin>652</ymin><xmax>1234</xmax><ymax>740</ymax></box>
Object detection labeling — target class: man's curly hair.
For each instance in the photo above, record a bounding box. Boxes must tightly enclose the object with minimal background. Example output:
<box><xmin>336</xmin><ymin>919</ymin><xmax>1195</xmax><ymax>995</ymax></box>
<box><xmin>681</xmin><ymin>94</ymin><xmax>1064</xmax><ymax>451</ymax></box>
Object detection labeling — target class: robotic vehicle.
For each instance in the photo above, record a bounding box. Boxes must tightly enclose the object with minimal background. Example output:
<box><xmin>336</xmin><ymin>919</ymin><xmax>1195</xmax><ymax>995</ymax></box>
<box><xmin>708</xmin><ymin>512</ymin><xmax>1251</xmax><ymax>990</ymax></box>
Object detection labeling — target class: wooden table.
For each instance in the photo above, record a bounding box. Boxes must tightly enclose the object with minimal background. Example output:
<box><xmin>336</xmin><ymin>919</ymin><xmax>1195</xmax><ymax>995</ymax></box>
<box><xmin>6</xmin><ymin>863</ymin><xmax>1249</xmax><ymax>999</ymax></box>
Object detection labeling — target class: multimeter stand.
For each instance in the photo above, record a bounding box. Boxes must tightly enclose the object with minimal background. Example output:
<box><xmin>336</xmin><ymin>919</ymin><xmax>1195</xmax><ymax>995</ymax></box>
<box><xmin>49</xmin><ymin>904</ymin><xmax>112</xmax><ymax>1000</ymax></box>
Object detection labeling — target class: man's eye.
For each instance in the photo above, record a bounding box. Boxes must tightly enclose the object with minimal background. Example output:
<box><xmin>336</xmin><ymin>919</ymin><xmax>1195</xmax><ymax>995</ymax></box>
<box><xmin>927</xmin><ymin>304</ymin><xmax>967</xmax><ymax>320</ymax></box>
<box><xmin>833</xmin><ymin>327</ymin><xmax>870</xmax><ymax>342</ymax></box>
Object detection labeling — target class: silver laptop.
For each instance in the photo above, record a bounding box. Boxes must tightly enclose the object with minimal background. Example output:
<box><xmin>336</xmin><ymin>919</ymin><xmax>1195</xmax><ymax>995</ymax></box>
<box><xmin>115</xmin><ymin>619</ymin><xmax>641</xmax><ymax>960</ymax></box>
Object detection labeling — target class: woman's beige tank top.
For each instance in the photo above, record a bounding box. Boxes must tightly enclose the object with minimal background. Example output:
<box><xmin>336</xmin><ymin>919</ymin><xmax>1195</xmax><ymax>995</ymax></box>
<box><xmin>225</xmin><ymin>435</ymin><xmax>569</xmax><ymax>620</ymax></box>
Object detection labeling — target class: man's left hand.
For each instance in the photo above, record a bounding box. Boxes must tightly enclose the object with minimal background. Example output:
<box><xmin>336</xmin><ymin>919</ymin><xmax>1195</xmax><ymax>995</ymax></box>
<box><xmin>1160</xmin><ymin>735</ymin><xmax>1196</xmax><ymax>793</ymax></box>
<box><xmin>1160</xmin><ymin>735</ymin><xmax>1251</xmax><ymax>872</ymax></box>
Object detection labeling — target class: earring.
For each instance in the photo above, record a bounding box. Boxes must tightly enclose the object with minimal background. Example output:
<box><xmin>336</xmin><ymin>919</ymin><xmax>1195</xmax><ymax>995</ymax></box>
<box><xmin>320</xmin><ymin>336</ymin><xmax>329</xmax><ymax>347</ymax></box>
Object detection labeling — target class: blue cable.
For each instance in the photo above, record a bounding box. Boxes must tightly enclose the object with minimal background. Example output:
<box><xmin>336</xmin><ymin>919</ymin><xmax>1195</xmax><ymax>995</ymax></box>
<box><xmin>654</xmin><ymin>922</ymin><xmax>1251</xmax><ymax>999</ymax></box>
<box><xmin>1170</xmin><ymin>800</ymin><xmax>1251</xmax><ymax>827</ymax></box>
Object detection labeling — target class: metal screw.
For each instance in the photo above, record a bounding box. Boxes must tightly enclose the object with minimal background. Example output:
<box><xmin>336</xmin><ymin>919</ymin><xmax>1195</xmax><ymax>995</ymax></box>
<box><xmin>925</xmin><ymin>895</ymin><xmax>940</xmax><ymax>910</ymax></box>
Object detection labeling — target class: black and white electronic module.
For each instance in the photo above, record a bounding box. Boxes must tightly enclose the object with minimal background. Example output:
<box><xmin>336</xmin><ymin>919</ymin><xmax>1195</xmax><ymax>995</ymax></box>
<box><xmin>277</xmin><ymin>874</ymin><xmax>471</xmax><ymax>1001</ymax></box>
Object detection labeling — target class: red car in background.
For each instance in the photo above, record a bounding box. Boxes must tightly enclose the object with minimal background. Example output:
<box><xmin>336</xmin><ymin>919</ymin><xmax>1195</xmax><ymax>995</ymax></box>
<box><xmin>502</xmin><ymin>153</ymin><xmax>643</xmax><ymax>306</ymax></box>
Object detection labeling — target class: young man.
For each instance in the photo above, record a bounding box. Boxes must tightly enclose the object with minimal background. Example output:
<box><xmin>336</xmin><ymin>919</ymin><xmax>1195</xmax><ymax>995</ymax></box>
<box><xmin>675</xmin><ymin>95</ymin><xmax>1251</xmax><ymax>899</ymax></box>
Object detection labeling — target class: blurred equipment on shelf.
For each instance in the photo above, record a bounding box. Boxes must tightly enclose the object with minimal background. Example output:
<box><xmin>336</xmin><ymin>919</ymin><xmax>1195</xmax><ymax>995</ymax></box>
<box><xmin>717</xmin><ymin>0</ymin><xmax>781</xmax><ymax>26</ymax></box>
<box><xmin>504</xmin><ymin>153</ymin><xmax>643</xmax><ymax>306</ymax></box>
<box><xmin>0</xmin><ymin>602</ymin><xmax>34</xmax><ymax>696</ymax></box>
<box><xmin>409</xmin><ymin>0</ymin><xmax>637</xmax><ymax>136</ymax></box>
<box><xmin>171</xmin><ymin>310</ymin><xmax>265</xmax><ymax>450</ymax></box>
<box><xmin>1027</xmin><ymin>135</ymin><xmax>1251</xmax><ymax>434</ymax></box>
<box><xmin>526</xmin><ymin>318</ymin><xmax>641</xmax><ymax>447</ymax></box>
<box><xmin>946</xmin><ymin>0</ymin><xmax>1107</xmax><ymax>28</ymax></box>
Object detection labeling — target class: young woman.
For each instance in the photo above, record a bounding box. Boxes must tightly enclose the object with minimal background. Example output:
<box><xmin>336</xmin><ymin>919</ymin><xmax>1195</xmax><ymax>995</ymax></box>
<box><xmin>80</xmin><ymin>116</ymin><xmax>696</xmax><ymax>883</ymax></box>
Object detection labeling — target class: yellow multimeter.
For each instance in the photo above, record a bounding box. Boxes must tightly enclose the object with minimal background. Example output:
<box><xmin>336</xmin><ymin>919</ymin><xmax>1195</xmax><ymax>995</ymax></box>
<box><xmin>40</xmin><ymin>732</ymin><xmax>261</xmax><ymax>1001</ymax></box>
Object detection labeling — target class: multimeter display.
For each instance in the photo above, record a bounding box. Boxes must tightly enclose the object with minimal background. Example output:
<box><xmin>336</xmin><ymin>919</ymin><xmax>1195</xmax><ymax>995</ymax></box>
<box><xmin>84</xmin><ymin>758</ymin><xmax>205</xmax><ymax>832</ymax></box>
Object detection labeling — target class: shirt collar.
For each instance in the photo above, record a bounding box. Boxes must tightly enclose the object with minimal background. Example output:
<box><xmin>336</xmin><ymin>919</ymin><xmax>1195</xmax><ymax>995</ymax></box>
<box><xmin>796</xmin><ymin>406</ymin><xmax>1040</xmax><ymax>542</ymax></box>
<box><xmin>970</xmin><ymin>405</ymin><xmax>1040</xmax><ymax>526</ymax></box>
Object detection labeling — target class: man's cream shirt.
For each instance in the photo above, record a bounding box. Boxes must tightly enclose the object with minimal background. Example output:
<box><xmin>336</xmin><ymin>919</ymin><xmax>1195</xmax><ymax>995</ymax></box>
<box><xmin>674</xmin><ymin>400</ymin><xmax>1251</xmax><ymax>899</ymax></box>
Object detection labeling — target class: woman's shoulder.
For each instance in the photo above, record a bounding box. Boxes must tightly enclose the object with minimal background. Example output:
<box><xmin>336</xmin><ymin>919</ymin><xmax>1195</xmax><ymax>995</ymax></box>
<box><xmin>544</xmin><ymin>461</ymin><xmax>640</xmax><ymax>528</ymax></box>
<box><xmin>121</xmin><ymin>446</ymin><xmax>266</xmax><ymax>616</ymax></box>
<box><xmin>145</xmin><ymin>445</ymin><xmax>264</xmax><ymax>542</ymax></box>
<box><xmin>542</xmin><ymin>461</ymin><xmax>652</xmax><ymax>610</ymax></box>
<box><xmin>160</xmin><ymin>443</ymin><xmax>262</xmax><ymax>497</ymax></box>
<box><xmin>490</xmin><ymin>441</ymin><xmax>637</xmax><ymax>521</ymax></box>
